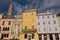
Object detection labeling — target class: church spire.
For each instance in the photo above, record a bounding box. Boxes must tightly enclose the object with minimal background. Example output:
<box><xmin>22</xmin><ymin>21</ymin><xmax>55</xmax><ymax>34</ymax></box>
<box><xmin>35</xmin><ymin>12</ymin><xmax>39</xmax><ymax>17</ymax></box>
<box><xmin>7</xmin><ymin>3</ymin><xmax>13</xmax><ymax>18</ymax></box>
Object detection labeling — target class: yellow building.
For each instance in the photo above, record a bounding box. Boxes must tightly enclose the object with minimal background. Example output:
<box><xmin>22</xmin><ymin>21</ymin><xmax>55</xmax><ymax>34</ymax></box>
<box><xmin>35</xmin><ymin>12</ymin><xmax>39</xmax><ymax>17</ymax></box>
<box><xmin>21</xmin><ymin>9</ymin><xmax>38</xmax><ymax>40</ymax></box>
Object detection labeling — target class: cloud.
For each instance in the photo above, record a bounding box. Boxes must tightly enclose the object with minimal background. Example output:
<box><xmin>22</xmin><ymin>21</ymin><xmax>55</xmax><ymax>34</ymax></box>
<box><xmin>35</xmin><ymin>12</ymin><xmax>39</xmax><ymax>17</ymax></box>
<box><xmin>11</xmin><ymin>0</ymin><xmax>60</xmax><ymax>14</ymax></box>
<box><xmin>13</xmin><ymin>2</ymin><xmax>23</xmax><ymax>14</ymax></box>
<box><xmin>43</xmin><ymin>0</ymin><xmax>60</xmax><ymax>8</ymax></box>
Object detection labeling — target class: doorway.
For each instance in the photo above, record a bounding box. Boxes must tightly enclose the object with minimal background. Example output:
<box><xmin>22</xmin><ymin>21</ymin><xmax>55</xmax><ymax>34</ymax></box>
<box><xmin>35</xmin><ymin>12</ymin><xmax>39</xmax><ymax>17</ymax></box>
<box><xmin>38</xmin><ymin>34</ymin><xmax>42</xmax><ymax>40</ymax></box>
<box><xmin>55</xmin><ymin>34</ymin><xmax>59</xmax><ymax>40</ymax></box>
<box><xmin>44</xmin><ymin>34</ymin><xmax>47</xmax><ymax>40</ymax></box>
<box><xmin>49</xmin><ymin>34</ymin><xmax>53</xmax><ymax>40</ymax></box>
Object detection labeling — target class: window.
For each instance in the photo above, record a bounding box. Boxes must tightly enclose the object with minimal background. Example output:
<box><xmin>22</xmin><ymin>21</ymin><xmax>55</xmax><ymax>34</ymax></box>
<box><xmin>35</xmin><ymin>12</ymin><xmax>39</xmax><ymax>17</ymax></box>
<box><xmin>31</xmin><ymin>13</ymin><xmax>34</xmax><ymax>16</ymax></box>
<box><xmin>8</xmin><ymin>21</ymin><xmax>11</xmax><ymax>25</ymax></box>
<box><xmin>44</xmin><ymin>27</ymin><xmax>46</xmax><ymax>31</ymax></box>
<box><xmin>54</xmin><ymin>21</ymin><xmax>56</xmax><ymax>24</ymax></box>
<box><xmin>2</xmin><ymin>34</ymin><xmax>9</xmax><ymax>38</ymax></box>
<box><xmin>32</xmin><ymin>19</ymin><xmax>34</xmax><ymax>22</ymax></box>
<box><xmin>38</xmin><ymin>27</ymin><xmax>40</xmax><ymax>31</ymax></box>
<box><xmin>38</xmin><ymin>22</ymin><xmax>40</xmax><ymax>25</ymax></box>
<box><xmin>49</xmin><ymin>27</ymin><xmax>51</xmax><ymax>31</ymax></box>
<box><xmin>48</xmin><ymin>20</ymin><xmax>50</xmax><ymax>24</ymax></box>
<box><xmin>24</xmin><ymin>34</ymin><xmax>27</xmax><ymax>39</ymax></box>
<box><xmin>55</xmin><ymin>27</ymin><xmax>57</xmax><ymax>31</ymax></box>
<box><xmin>3</xmin><ymin>27</ymin><xmax>9</xmax><ymax>31</ymax></box>
<box><xmin>43</xmin><ymin>16</ymin><xmax>44</xmax><ymax>19</ymax></box>
<box><xmin>2</xmin><ymin>21</ymin><xmax>5</xmax><ymax>25</ymax></box>
<box><xmin>47</xmin><ymin>16</ymin><xmax>49</xmax><ymax>18</ymax></box>
<box><xmin>43</xmin><ymin>22</ymin><xmax>45</xmax><ymax>25</ymax></box>
<box><xmin>53</xmin><ymin>15</ymin><xmax>55</xmax><ymax>18</ymax></box>
<box><xmin>25</xmin><ymin>26</ymin><xmax>27</xmax><ymax>29</ymax></box>
<box><xmin>32</xmin><ymin>34</ymin><xmax>34</xmax><ymax>39</ymax></box>
<box><xmin>32</xmin><ymin>26</ymin><xmax>34</xmax><ymax>30</ymax></box>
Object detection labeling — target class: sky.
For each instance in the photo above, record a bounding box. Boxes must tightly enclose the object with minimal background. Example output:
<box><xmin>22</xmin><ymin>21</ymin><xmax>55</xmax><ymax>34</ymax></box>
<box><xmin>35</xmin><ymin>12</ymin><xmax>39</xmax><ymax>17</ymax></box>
<box><xmin>0</xmin><ymin>0</ymin><xmax>60</xmax><ymax>15</ymax></box>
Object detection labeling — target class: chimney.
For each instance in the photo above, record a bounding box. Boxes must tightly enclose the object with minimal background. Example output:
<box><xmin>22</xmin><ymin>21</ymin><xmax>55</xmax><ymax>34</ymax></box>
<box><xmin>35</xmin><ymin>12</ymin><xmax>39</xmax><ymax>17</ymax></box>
<box><xmin>7</xmin><ymin>3</ymin><xmax>13</xmax><ymax>18</ymax></box>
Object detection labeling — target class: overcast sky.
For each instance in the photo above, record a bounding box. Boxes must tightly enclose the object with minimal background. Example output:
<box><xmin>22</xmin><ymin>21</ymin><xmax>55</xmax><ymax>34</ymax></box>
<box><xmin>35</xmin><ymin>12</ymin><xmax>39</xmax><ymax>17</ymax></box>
<box><xmin>0</xmin><ymin>0</ymin><xmax>60</xmax><ymax>15</ymax></box>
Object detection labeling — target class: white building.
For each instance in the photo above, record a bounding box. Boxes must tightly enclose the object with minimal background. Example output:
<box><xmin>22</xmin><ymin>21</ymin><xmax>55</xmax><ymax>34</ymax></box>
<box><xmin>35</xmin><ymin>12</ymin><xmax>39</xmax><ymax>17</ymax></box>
<box><xmin>11</xmin><ymin>15</ymin><xmax>22</xmax><ymax>40</ymax></box>
<box><xmin>37</xmin><ymin>11</ymin><xmax>60</xmax><ymax>40</ymax></box>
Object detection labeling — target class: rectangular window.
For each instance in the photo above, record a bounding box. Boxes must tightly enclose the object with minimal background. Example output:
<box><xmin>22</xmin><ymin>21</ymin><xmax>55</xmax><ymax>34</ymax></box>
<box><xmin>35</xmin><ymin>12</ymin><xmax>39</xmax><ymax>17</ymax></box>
<box><xmin>3</xmin><ymin>27</ymin><xmax>9</xmax><ymax>31</ymax></box>
<box><xmin>43</xmin><ymin>16</ymin><xmax>44</xmax><ymax>19</ymax></box>
<box><xmin>2</xmin><ymin>34</ymin><xmax>9</xmax><ymax>38</ymax></box>
<box><xmin>24</xmin><ymin>34</ymin><xmax>27</xmax><ymax>39</ymax></box>
<box><xmin>49</xmin><ymin>27</ymin><xmax>51</xmax><ymax>31</ymax></box>
<box><xmin>48</xmin><ymin>20</ymin><xmax>50</xmax><ymax>24</ymax></box>
<box><xmin>8</xmin><ymin>21</ymin><xmax>11</xmax><ymax>25</ymax></box>
<box><xmin>38</xmin><ymin>16</ymin><xmax>39</xmax><ymax>19</ymax></box>
<box><xmin>53</xmin><ymin>15</ymin><xmax>55</xmax><ymax>18</ymax></box>
<box><xmin>2</xmin><ymin>21</ymin><xmax>5</xmax><ymax>25</ymax></box>
<box><xmin>32</xmin><ymin>34</ymin><xmax>34</xmax><ymax>39</ymax></box>
<box><xmin>54</xmin><ymin>21</ymin><xmax>56</xmax><ymax>24</ymax></box>
<box><xmin>32</xmin><ymin>19</ymin><xmax>34</xmax><ymax>22</ymax></box>
<box><xmin>55</xmin><ymin>27</ymin><xmax>57</xmax><ymax>31</ymax></box>
<box><xmin>31</xmin><ymin>13</ymin><xmax>34</xmax><ymax>16</ymax></box>
<box><xmin>38</xmin><ymin>22</ymin><xmax>40</xmax><ymax>25</ymax></box>
<box><xmin>47</xmin><ymin>16</ymin><xmax>49</xmax><ymax>18</ymax></box>
<box><xmin>44</xmin><ymin>27</ymin><xmax>46</xmax><ymax>31</ymax></box>
<box><xmin>25</xmin><ymin>26</ymin><xmax>27</xmax><ymax>29</ymax></box>
<box><xmin>43</xmin><ymin>22</ymin><xmax>45</xmax><ymax>25</ymax></box>
<box><xmin>32</xmin><ymin>26</ymin><xmax>34</xmax><ymax>30</ymax></box>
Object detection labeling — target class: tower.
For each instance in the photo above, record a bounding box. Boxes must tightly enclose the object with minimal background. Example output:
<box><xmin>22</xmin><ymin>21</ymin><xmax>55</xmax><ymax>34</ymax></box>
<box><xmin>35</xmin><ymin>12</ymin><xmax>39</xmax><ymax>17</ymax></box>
<box><xmin>7</xmin><ymin>3</ymin><xmax>13</xmax><ymax>18</ymax></box>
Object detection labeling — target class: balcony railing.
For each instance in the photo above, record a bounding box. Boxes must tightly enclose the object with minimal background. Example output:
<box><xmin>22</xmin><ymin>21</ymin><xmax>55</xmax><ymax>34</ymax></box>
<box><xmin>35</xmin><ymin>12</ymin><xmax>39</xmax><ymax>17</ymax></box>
<box><xmin>22</xmin><ymin>29</ymin><xmax>37</xmax><ymax>33</ymax></box>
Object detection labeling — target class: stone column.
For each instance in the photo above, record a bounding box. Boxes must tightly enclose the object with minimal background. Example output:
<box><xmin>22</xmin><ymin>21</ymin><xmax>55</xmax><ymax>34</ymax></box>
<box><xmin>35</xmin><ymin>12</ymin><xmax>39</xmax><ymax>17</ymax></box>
<box><xmin>53</xmin><ymin>34</ymin><xmax>56</xmax><ymax>40</ymax></box>
<box><xmin>47</xmin><ymin>34</ymin><xmax>50</xmax><ymax>40</ymax></box>
<box><xmin>42</xmin><ymin>34</ymin><xmax>44</xmax><ymax>40</ymax></box>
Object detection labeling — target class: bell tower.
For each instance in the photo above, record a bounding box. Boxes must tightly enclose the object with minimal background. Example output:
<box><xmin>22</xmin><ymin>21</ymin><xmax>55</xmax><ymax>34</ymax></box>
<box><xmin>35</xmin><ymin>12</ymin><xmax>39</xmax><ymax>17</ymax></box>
<box><xmin>7</xmin><ymin>3</ymin><xmax>13</xmax><ymax>18</ymax></box>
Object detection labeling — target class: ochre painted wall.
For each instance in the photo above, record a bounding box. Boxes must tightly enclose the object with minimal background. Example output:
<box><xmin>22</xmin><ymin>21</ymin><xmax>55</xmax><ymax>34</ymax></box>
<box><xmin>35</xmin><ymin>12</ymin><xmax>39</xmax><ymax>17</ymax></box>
<box><xmin>21</xmin><ymin>9</ymin><xmax>38</xmax><ymax>40</ymax></box>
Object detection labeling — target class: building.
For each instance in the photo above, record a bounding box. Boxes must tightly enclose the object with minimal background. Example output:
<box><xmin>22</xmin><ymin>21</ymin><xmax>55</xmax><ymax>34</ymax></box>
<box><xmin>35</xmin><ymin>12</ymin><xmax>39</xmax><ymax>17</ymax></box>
<box><xmin>0</xmin><ymin>3</ymin><xmax>22</xmax><ymax>40</ymax></box>
<box><xmin>37</xmin><ymin>11</ymin><xmax>60</xmax><ymax>40</ymax></box>
<box><xmin>11</xmin><ymin>15</ymin><xmax>22</xmax><ymax>40</ymax></box>
<box><xmin>0</xmin><ymin>3</ymin><xmax>13</xmax><ymax>40</ymax></box>
<box><xmin>0</xmin><ymin>3</ymin><xmax>60</xmax><ymax>40</ymax></box>
<box><xmin>21</xmin><ymin>9</ymin><xmax>38</xmax><ymax>40</ymax></box>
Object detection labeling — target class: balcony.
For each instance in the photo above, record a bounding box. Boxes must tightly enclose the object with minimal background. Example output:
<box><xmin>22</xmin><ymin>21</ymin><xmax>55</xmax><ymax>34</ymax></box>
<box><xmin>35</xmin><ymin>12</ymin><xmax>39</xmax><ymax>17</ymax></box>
<box><xmin>22</xmin><ymin>29</ymin><xmax>37</xmax><ymax>33</ymax></box>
